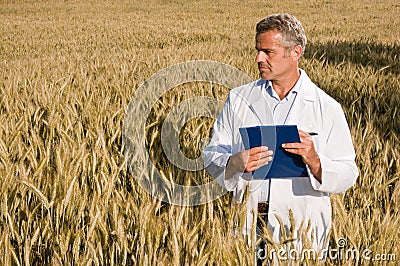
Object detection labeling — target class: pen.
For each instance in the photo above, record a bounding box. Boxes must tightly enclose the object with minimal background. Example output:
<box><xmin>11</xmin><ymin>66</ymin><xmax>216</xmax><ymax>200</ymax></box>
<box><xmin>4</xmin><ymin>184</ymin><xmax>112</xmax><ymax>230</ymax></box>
<box><xmin>308</xmin><ymin>132</ymin><xmax>318</xmax><ymax>136</ymax></box>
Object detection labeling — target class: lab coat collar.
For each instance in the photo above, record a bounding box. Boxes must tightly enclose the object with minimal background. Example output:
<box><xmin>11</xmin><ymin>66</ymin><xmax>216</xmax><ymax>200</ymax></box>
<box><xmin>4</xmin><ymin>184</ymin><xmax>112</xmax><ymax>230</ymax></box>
<box><xmin>284</xmin><ymin>70</ymin><xmax>318</xmax><ymax>125</ymax></box>
<box><xmin>296</xmin><ymin>69</ymin><xmax>317</xmax><ymax>102</ymax></box>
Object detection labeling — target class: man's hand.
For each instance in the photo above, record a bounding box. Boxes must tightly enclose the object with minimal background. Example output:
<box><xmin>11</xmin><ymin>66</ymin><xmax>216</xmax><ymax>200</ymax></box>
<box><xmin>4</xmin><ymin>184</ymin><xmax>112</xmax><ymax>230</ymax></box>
<box><xmin>226</xmin><ymin>146</ymin><xmax>273</xmax><ymax>174</ymax></box>
<box><xmin>282</xmin><ymin>130</ymin><xmax>322</xmax><ymax>183</ymax></box>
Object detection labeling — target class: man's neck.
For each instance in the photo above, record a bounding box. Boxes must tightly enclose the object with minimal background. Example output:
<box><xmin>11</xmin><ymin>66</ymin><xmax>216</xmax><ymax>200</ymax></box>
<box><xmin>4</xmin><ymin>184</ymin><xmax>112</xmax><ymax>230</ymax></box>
<box><xmin>271</xmin><ymin>69</ymin><xmax>301</xmax><ymax>100</ymax></box>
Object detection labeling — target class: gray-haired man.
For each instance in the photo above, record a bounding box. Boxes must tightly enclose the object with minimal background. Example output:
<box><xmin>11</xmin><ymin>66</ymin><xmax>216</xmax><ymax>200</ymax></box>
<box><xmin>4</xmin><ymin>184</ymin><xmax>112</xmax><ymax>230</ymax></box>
<box><xmin>203</xmin><ymin>13</ymin><xmax>358</xmax><ymax>262</ymax></box>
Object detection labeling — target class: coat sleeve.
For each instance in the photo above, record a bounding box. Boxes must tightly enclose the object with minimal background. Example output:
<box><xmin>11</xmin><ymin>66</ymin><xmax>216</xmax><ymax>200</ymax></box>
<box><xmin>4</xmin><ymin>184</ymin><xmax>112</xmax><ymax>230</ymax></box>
<box><xmin>202</xmin><ymin>94</ymin><xmax>245</xmax><ymax>191</ymax></box>
<box><xmin>308</xmin><ymin>104</ymin><xmax>359</xmax><ymax>193</ymax></box>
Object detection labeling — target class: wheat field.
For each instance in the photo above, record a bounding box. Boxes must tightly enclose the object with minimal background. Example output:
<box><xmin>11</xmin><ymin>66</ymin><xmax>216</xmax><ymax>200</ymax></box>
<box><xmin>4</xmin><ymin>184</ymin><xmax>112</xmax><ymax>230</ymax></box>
<box><xmin>0</xmin><ymin>0</ymin><xmax>399</xmax><ymax>265</ymax></box>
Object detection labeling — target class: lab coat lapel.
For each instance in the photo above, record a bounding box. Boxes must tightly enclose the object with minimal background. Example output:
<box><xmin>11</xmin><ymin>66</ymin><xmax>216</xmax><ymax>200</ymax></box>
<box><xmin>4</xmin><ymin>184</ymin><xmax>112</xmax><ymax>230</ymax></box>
<box><xmin>286</xmin><ymin>74</ymin><xmax>317</xmax><ymax>127</ymax></box>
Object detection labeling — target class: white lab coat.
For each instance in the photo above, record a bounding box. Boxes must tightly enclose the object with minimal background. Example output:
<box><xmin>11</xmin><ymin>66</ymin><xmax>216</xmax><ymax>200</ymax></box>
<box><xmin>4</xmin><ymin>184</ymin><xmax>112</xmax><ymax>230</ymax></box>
<box><xmin>203</xmin><ymin>70</ymin><xmax>358</xmax><ymax>250</ymax></box>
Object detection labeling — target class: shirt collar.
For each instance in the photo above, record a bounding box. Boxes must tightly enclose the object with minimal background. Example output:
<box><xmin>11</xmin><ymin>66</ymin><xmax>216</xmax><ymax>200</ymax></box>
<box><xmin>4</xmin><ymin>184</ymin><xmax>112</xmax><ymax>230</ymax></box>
<box><xmin>263</xmin><ymin>70</ymin><xmax>304</xmax><ymax>100</ymax></box>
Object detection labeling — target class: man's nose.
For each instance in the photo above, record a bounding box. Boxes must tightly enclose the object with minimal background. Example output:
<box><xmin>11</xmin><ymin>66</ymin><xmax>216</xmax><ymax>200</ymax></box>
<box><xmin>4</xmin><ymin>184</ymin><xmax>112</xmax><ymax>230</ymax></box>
<box><xmin>255</xmin><ymin>51</ymin><xmax>265</xmax><ymax>63</ymax></box>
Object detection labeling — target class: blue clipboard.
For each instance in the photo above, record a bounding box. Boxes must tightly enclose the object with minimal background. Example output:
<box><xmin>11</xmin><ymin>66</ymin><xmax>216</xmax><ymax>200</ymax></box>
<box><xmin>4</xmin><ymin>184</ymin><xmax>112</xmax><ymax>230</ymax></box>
<box><xmin>239</xmin><ymin>125</ymin><xmax>309</xmax><ymax>179</ymax></box>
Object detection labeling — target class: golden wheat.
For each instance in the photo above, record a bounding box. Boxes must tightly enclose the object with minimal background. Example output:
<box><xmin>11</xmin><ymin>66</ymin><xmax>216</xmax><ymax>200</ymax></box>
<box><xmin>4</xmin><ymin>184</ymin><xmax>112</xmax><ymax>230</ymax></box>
<box><xmin>0</xmin><ymin>0</ymin><xmax>399</xmax><ymax>265</ymax></box>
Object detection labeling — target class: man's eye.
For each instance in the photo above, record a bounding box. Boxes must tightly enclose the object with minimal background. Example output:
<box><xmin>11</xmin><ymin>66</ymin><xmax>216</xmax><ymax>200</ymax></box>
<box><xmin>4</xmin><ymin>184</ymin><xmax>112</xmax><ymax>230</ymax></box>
<box><xmin>261</xmin><ymin>50</ymin><xmax>271</xmax><ymax>55</ymax></box>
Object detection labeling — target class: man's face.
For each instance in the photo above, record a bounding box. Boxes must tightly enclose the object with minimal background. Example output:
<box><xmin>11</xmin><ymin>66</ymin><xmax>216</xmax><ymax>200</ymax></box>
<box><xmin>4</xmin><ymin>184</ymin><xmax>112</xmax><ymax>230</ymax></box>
<box><xmin>255</xmin><ymin>30</ymin><xmax>294</xmax><ymax>81</ymax></box>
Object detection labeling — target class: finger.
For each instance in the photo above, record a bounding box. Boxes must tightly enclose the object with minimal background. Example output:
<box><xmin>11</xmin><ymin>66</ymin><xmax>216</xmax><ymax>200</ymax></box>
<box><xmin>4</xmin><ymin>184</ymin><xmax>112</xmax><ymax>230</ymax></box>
<box><xmin>248</xmin><ymin>146</ymin><xmax>269</xmax><ymax>155</ymax></box>
<box><xmin>248</xmin><ymin>150</ymin><xmax>273</xmax><ymax>162</ymax></box>
<box><xmin>247</xmin><ymin>156</ymin><xmax>272</xmax><ymax>168</ymax></box>
<box><xmin>298</xmin><ymin>130</ymin><xmax>315</xmax><ymax>143</ymax></box>
<box><xmin>298</xmin><ymin>130</ymin><xmax>308</xmax><ymax>137</ymax></box>
<box><xmin>246</xmin><ymin>153</ymin><xmax>273</xmax><ymax>166</ymax></box>
<box><xmin>282</xmin><ymin>143</ymin><xmax>302</xmax><ymax>149</ymax></box>
<box><xmin>283</xmin><ymin>148</ymin><xmax>302</xmax><ymax>156</ymax></box>
<box><xmin>259</xmin><ymin>155</ymin><xmax>273</xmax><ymax>165</ymax></box>
<box><xmin>246</xmin><ymin>156</ymin><xmax>273</xmax><ymax>172</ymax></box>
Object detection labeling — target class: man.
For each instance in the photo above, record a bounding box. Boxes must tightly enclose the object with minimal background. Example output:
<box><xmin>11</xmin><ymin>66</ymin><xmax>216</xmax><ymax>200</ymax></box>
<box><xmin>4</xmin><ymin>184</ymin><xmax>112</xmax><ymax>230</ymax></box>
<box><xmin>203</xmin><ymin>13</ymin><xmax>358</xmax><ymax>257</ymax></box>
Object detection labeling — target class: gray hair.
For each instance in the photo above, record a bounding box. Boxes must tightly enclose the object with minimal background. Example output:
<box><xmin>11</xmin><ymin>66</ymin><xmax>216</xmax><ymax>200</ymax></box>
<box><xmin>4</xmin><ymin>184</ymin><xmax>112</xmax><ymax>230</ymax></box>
<box><xmin>256</xmin><ymin>13</ymin><xmax>307</xmax><ymax>56</ymax></box>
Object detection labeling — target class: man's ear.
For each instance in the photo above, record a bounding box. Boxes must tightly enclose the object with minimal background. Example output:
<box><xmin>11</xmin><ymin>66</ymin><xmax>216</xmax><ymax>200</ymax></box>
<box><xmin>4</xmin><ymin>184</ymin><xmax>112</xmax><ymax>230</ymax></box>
<box><xmin>291</xmin><ymin>45</ymin><xmax>303</xmax><ymax>61</ymax></box>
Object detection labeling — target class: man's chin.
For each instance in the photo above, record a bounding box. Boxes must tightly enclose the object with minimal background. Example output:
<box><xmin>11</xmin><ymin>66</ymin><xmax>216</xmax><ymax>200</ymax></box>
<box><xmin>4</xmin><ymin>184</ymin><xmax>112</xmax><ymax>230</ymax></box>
<box><xmin>259</xmin><ymin>72</ymin><xmax>270</xmax><ymax>80</ymax></box>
